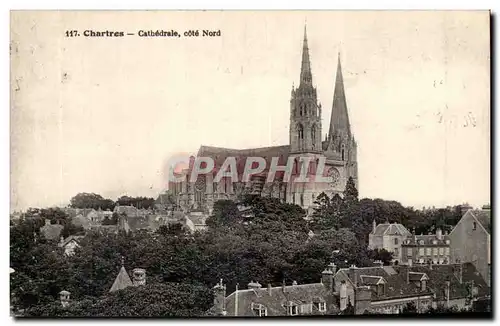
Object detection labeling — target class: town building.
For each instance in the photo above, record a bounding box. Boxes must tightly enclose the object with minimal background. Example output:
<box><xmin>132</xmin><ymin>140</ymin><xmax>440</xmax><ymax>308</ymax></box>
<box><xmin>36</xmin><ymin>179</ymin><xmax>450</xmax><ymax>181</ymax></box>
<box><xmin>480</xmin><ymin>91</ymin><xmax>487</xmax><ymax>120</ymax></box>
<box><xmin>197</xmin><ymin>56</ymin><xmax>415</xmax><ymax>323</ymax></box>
<box><xmin>58</xmin><ymin>235</ymin><xmax>84</xmax><ymax>256</ymax></box>
<box><xmin>449</xmin><ymin>208</ymin><xmax>491</xmax><ymax>286</ymax></box>
<box><xmin>334</xmin><ymin>261</ymin><xmax>489</xmax><ymax>314</ymax></box>
<box><xmin>334</xmin><ymin>263</ymin><xmax>434</xmax><ymax>314</ymax></box>
<box><xmin>169</xmin><ymin>26</ymin><xmax>358</xmax><ymax>213</ymax></box>
<box><xmin>368</xmin><ymin>221</ymin><xmax>412</xmax><ymax>263</ymax></box>
<box><xmin>39</xmin><ymin>219</ymin><xmax>64</xmax><ymax>240</ymax></box>
<box><xmin>400</xmin><ymin>228</ymin><xmax>451</xmax><ymax>265</ymax></box>
<box><xmin>213</xmin><ymin>263</ymin><xmax>340</xmax><ymax>316</ymax></box>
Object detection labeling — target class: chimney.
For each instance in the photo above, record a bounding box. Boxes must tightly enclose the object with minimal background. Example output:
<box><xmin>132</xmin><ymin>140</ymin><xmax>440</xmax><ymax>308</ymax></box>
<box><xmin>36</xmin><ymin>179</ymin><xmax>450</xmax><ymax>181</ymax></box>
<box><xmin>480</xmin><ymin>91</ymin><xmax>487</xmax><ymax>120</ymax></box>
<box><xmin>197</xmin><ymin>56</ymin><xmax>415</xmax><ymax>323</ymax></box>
<box><xmin>132</xmin><ymin>268</ymin><xmax>146</xmax><ymax>286</ymax></box>
<box><xmin>59</xmin><ymin>290</ymin><xmax>70</xmax><ymax>308</ymax></box>
<box><xmin>213</xmin><ymin>279</ymin><xmax>226</xmax><ymax>316</ymax></box>
<box><xmin>372</xmin><ymin>219</ymin><xmax>376</xmax><ymax>233</ymax></box>
<box><xmin>436</xmin><ymin>228</ymin><xmax>443</xmax><ymax>240</ymax></box>
<box><xmin>429</xmin><ymin>260</ymin><xmax>433</xmax><ymax>270</ymax></box>
<box><xmin>349</xmin><ymin>265</ymin><xmax>357</xmax><ymax>287</ymax></box>
<box><xmin>267</xmin><ymin>283</ymin><xmax>272</xmax><ymax>296</ymax></box>
<box><xmin>248</xmin><ymin>281</ymin><xmax>262</xmax><ymax>290</ymax></box>
<box><xmin>282</xmin><ymin>279</ymin><xmax>286</xmax><ymax>292</ymax></box>
<box><xmin>45</xmin><ymin>219</ymin><xmax>51</xmax><ymax>226</ymax></box>
<box><xmin>322</xmin><ymin>268</ymin><xmax>334</xmax><ymax>292</ymax></box>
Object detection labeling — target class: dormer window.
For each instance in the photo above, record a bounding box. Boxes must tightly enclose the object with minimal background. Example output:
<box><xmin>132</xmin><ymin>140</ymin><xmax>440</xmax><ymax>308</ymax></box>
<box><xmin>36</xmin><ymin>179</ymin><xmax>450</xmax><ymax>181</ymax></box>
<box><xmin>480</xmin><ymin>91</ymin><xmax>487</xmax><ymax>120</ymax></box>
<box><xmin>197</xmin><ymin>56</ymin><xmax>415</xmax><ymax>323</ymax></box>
<box><xmin>287</xmin><ymin>303</ymin><xmax>299</xmax><ymax>316</ymax></box>
<box><xmin>419</xmin><ymin>240</ymin><xmax>424</xmax><ymax>245</ymax></box>
<box><xmin>432</xmin><ymin>240</ymin><xmax>437</xmax><ymax>245</ymax></box>
<box><xmin>318</xmin><ymin>302</ymin><xmax>327</xmax><ymax>312</ymax></box>
<box><xmin>251</xmin><ymin>303</ymin><xmax>267</xmax><ymax>317</ymax></box>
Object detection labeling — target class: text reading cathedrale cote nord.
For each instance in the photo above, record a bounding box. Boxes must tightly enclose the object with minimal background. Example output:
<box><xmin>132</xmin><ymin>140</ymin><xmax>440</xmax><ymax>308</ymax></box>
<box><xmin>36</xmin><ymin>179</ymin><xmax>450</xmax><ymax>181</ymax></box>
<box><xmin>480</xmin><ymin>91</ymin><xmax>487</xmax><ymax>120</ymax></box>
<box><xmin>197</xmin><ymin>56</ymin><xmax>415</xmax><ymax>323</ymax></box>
<box><xmin>65</xmin><ymin>29</ymin><xmax>221</xmax><ymax>37</ymax></box>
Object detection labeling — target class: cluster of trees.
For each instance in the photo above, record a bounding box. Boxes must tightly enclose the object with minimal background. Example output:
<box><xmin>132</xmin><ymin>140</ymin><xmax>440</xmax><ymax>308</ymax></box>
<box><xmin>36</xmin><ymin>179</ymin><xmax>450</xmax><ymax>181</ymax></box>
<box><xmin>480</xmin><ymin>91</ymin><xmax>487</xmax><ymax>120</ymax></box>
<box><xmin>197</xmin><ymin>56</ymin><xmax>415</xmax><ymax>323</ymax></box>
<box><xmin>311</xmin><ymin>177</ymin><xmax>467</xmax><ymax>245</ymax></box>
<box><xmin>68</xmin><ymin>193</ymin><xmax>156</xmax><ymax>210</ymax></box>
<box><xmin>12</xmin><ymin>189</ymin><xmax>391</xmax><ymax>317</ymax></box>
<box><xmin>11</xmin><ymin>179</ymin><xmax>476</xmax><ymax>317</ymax></box>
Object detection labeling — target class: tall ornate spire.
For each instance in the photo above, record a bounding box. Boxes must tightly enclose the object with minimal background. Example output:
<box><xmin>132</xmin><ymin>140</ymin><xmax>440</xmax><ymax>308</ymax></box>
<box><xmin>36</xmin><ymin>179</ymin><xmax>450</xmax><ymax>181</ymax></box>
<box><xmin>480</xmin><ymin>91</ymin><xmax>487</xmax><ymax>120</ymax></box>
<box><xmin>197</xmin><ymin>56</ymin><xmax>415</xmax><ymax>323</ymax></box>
<box><xmin>299</xmin><ymin>24</ymin><xmax>312</xmax><ymax>86</ymax></box>
<box><xmin>329</xmin><ymin>52</ymin><xmax>351</xmax><ymax>138</ymax></box>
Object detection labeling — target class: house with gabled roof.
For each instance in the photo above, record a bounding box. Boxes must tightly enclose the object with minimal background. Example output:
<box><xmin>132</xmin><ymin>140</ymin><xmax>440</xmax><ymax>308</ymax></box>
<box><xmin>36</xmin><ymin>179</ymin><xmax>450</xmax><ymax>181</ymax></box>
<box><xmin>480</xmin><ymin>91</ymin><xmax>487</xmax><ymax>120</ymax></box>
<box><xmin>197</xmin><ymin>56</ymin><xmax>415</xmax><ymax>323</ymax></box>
<box><xmin>449</xmin><ymin>208</ymin><xmax>491</xmax><ymax>286</ymax></box>
<box><xmin>213</xmin><ymin>263</ymin><xmax>340</xmax><ymax>316</ymax></box>
<box><xmin>368</xmin><ymin>221</ymin><xmax>412</xmax><ymax>263</ymax></box>
<box><xmin>334</xmin><ymin>263</ymin><xmax>434</xmax><ymax>314</ymax></box>
<box><xmin>58</xmin><ymin>235</ymin><xmax>84</xmax><ymax>256</ymax></box>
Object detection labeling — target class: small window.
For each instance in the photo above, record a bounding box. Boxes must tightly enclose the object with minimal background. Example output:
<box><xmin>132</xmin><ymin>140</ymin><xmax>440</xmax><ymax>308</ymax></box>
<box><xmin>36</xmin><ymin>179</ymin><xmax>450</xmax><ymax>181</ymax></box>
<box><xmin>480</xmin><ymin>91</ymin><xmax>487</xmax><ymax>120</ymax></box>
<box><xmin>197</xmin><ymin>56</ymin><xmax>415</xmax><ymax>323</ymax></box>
<box><xmin>432</xmin><ymin>240</ymin><xmax>437</xmax><ymax>245</ymax></box>
<box><xmin>394</xmin><ymin>238</ymin><xmax>399</xmax><ymax>245</ymax></box>
<box><xmin>419</xmin><ymin>240</ymin><xmax>424</xmax><ymax>245</ymax></box>
<box><xmin>473</xmin><ymin>222</ymin><xmax>477</xmax><ymax>230</ymax></box>
<box><xmin>439</xmin><ymin>248</ymin><xmax>444</xmax><ymax>255</ymax></box>
<box><xmin>445</xmin><ymin>247</ymin><xmax>450</xmax><ymax>256</ymax></box>
<box><xmin>318</xmin><ymin>302</ymin><xmax>327</xmax><ymax>312</ymax></box>
<box><xmin>446</xmin><ymin>240</ymin><xmax>450</xmax><ymax>245</ymax></box>
<box><xmin>433</xmin><ymin>248</ymin><xmax>438</xmax><ymax>255</ymax></box>
<box><xmin>426</xmin><ymin>248</ymin><xmax>431</xmax><ymax>256</ymax></box>
<box><xmin>394</xmin><ymin>248</ymin><xmax>399</xmax><ymax>256</ymax></box>
<box><xmin>407</xmin><ymin>248</ymin><xmax>413</xmax><ymax>256</ymax></box>
<box><xmin>419</xmin><ymin>248</ymin><xmax>425</xmax><ymax>256</ymax></box>
<box><xmin>288</xmin><ymin>304</ymin><xmax>299</xmax><ymax>316</ymax></box>
<box><xmin>252</xmin><ymin>303</ymin><xmax>267</xmax><ymax>317</ymax></box>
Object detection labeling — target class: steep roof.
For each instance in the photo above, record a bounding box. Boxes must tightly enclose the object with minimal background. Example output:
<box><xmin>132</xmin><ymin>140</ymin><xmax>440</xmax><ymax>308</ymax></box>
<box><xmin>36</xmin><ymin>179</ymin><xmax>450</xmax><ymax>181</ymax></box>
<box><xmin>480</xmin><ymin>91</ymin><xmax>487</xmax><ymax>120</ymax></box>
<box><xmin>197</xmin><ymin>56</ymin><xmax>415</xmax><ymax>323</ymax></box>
<box><xmin>40</xmin><ymin>223</ymin><xmax>64</xmax><ymax>240</ymax></box>
<box><xmin>337</xmin><ymin>266</ymin><xmax>432</xmax><ymax>301</ymax></box>
<box><xmin>114</xmin><ymin>205</ymin><xmax>139</xmax><ymax>217</ymax></box>
<box><xmin>196</xmin><ymin>145</ymin><xmax>290</xmax><ymax>176</ymax></box>
<box><xmin>109</xmin><ymin>266</ymin><xmax>133</xmax><ymax>292</ymax></box>
<box><xmin>395</xmin><ymin>263</ymin><xmax>489</xmax><ymax>300</ymax></box>
<box><xmin>224</xmin><ymin>283</ymin><xmax>338</xmax><ymax>316</ymax></box>
<box><xmin>58</xmin><ymin>235</ymin><xmax>84</xmax><ymax>248</ymax></box>
<box><xmin>471</xmin><ymin>209</ymin><xmax>491</xmax><ymax>233</ymax></box>
<box><xmin>371</xmin><ymin>223</ymin><xmax>411</xmax><ymax>236</ymax></box>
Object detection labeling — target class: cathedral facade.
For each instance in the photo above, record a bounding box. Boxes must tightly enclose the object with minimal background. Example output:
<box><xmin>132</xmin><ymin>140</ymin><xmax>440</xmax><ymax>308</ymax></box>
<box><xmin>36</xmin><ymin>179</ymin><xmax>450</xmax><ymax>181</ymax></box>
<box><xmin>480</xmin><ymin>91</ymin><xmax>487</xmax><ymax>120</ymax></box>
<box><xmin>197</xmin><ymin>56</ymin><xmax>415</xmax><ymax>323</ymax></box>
<box><xmin>169</xmin><ymin>27</ymin><xmax>358</xmax><ymax>213</ymax></box>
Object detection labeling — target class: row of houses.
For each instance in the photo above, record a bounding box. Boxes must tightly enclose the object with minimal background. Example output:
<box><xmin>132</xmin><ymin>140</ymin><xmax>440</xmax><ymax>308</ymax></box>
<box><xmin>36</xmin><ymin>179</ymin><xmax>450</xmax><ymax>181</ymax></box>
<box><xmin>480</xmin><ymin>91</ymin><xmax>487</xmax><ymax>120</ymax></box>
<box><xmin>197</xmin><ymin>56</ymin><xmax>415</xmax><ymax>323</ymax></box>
<box><xmin>368</xmin><ymin>207</ymin><xmax>491</xmax><ymax>287</ymax></box>
<box><xmin>209</xmin><ymin>260</ymin><xmax>489</xmax><ymax>316</ymax></box>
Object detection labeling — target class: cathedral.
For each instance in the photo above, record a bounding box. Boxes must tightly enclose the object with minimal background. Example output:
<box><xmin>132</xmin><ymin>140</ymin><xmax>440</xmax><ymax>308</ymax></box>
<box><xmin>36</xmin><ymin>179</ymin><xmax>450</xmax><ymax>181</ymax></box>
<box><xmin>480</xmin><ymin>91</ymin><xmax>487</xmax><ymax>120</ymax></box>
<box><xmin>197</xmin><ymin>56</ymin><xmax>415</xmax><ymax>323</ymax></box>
<box><xmin>169</xmin><ymin>26</ymin><xmax>358</xmax><ymax>213</ymax></box>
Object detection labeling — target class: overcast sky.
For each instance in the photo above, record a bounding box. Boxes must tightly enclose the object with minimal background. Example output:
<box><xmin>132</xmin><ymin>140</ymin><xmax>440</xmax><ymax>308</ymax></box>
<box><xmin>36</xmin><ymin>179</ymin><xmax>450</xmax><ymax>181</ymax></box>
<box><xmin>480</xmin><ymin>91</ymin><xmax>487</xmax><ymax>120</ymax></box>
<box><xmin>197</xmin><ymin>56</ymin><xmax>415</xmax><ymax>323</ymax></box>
<box><xmin>10</xmin><ymin>11</ymin><xmax>490</xmax><ymax>211</ymax></box>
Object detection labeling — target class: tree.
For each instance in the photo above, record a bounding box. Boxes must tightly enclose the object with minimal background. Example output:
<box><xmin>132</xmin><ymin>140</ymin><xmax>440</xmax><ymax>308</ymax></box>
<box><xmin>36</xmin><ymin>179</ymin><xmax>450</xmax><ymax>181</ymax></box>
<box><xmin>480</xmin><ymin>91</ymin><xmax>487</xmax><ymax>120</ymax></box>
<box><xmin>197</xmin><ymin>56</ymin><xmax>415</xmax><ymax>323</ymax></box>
<box><xmin>24</xmin><ymin>282</ymin><xmax>213</xmax><ymax>317</ymax></box>
<box><xmin>70</xmin><ymin>193</ymin><xmax>115</xmax><ymax>210</ymax></box>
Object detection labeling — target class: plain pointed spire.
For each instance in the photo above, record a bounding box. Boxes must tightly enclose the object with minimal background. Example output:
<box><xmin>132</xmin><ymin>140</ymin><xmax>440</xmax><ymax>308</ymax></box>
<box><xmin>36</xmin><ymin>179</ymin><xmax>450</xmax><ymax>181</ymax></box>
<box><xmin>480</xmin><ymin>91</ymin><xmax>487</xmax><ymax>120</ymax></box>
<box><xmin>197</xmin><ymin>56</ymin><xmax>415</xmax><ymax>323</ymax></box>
<box><xmin>329</xmin><ymin>52</ymin><xmax>351</xmax><ymax>139</ymax></box>
<box><xmin>299</xmin><ymin>24</ymin><xmax>313</xmax><ymax>86</ymax></box>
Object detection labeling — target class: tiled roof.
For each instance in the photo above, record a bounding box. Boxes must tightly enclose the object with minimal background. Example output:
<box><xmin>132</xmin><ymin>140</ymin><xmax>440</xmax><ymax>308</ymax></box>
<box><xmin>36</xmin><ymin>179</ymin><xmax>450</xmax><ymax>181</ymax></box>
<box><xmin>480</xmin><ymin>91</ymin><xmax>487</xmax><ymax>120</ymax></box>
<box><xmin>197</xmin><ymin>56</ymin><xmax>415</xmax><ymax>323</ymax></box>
<box><xmin>471</xmin><ymin>209</ymin><xmax>491</xmax><ymax>233</ymax></box>
<box><xmin>338</xmin><ymin>266</ymin><xmax>432</xmax><ymax>300</ymax></box>
<box><xmin>114</xmin><ymin>205</ymin><xmax>139</xmax><ymax>217</ymax></box>
<box><xmin>197</xmin><ymin>145</ymin><xmax>290</xmax><ymax>176</ymax></box>
<box><xmin>72</xmin><ymin>214</ymin><xmax>91</xmax><ymax>229</ymax></box>
<box><xmin>395</xmin><ymin>263</ymin><xmax>489</xmax><ymax>300</ymax></box>
<box><xmin>371</xmin><ymin>223</ymin><xmax>411</xmax><ymax>236</ymax></box>
<box><xmin>224</xmin><ymin>283</ymin><xmax>338</xmax><ymax>316</ymax></box>
<box><xmin>40</xmin><ymin>223</ymin><xmax>64</xmax><ymax>240</ymax></box>
<box><xmin>109</xmin><ymin>266</ymin><xmax>133</xmax><ymax>292</ymax></box>
<box><xmin>58</xmin><ymin>235</ymin><xmax>84</xmax><ymax>248</ymax></box>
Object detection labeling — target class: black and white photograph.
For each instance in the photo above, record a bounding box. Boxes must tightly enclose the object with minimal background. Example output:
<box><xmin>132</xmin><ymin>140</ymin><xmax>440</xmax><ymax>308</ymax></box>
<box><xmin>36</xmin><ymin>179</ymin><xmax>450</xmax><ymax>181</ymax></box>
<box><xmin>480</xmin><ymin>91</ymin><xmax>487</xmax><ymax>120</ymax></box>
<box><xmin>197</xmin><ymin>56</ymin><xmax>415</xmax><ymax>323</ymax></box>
<box><xmin>9</xmin><ymin>10</ymin><xmax>491</xmax><ymax>317</ymax></box>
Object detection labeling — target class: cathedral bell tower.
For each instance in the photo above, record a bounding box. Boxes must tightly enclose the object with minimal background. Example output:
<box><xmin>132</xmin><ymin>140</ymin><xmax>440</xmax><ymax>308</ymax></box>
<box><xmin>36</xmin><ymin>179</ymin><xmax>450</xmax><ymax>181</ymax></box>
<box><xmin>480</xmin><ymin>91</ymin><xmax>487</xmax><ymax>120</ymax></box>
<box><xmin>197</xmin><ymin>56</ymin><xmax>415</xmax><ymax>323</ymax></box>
<box><xmin>289</xmin><ymin>25</ymin><xmax>322</xmax><ymax>154</ymax></box>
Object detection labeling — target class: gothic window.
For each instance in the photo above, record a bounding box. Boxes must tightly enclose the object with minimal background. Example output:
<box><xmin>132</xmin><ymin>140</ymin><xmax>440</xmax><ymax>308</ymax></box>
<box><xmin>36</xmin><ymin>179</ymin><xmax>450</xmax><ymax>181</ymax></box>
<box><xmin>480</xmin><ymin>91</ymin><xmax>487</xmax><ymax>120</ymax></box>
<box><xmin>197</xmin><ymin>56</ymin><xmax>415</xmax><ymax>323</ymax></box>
<box><xmin>300</xmin><ymin>193</ymin><xmax>304</xmax><ymax>207</ymax></box>
<box><xmin>473</xmin><ymin>222</ymin><xmax>477</xmax><ymax>230</ymax></box>
<box><xmin>311</xmin><ymin>124</ymin><xmax>317</xmax><ymax>148</ymax></box>
<box><xmin>297</xmin><ymin>124</ymin><xmax>304</xmax><ymax>139</ymax></box>
<box><xmin>341</xmin><ymin>144</ymin><xmax>346</xmax><ymax>161</ymax></box>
